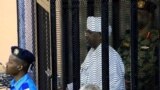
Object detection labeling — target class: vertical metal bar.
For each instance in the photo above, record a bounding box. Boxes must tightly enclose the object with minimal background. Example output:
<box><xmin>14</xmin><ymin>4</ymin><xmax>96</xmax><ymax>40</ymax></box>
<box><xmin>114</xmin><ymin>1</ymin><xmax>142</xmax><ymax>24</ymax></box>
<box><xmin>87</xmin><ymin>0</ymin><xmax>94</xmax><ymax>16</ymax></box>
<box><xmin>86</xmin><ymin>0</ymin><xmax>94</xmax><ymax>51</ymax></box>
<box><xmin>62</xmin><ymin>0</ymin><xmax>69</xmax><ymax>89</ymax></box>
<box><xmin>72</xmin><ymin>0</ymin><xmax>80</xmax><ymax>90</ymax></box>
<box><xmin>131</xmin><ymin>0</ymin><xmax>138</xmax><ymax>90</ymax></box>
<box><xmin>37</xmin><ymin>8</ymin><xmax>49</xmax><ymax>90</ymax></box>
<box><xmin>31</xmin><ymin>0</ymin><xmax>36</xmax><ymax>84</ymax></box>
<box><xmin>112</xmin><ymin>0</ymin><xmax>120</xmax><ymax>50</ymax></box>
<box><xmin>37</xmin><ymin>5</ymin><xmax>50</xmax><ymax>89</ymax></box>
<box><xmin>50</xmin><ymin>0</ymin><xmax>57</xmax><ymax>90</ymax></box>
<box><xmin>101</xmin><ymin>0</ymin><xmax>109</xmax><ymax>90</ymax></box>
<box><xmin>31</xmin><ymin>0</ymin><xmax>35</xmax><ymax>52</ymax></box>
<box><xmin>17</xmin><ymin>0</ymin><xmax>26</xmax><ymax>48</ymax></box>
<box><xmin>155</xmin><ymin>37</ymin><xmax>160</xmax><ymax>89</ymax></box>
<box><xmin>158</xmin><ymin>3</ymin><xmax>160</xmax><ymax>89</ymax></box>
<box><xmin>16</xmin><ymin>0</ymin><xmax>20</xmax><ymax>46</ymax></box>
<box><xmin>155</xmin><ymin>43</ymin><xmax>160</xmax><ymax>89</ymax></box>
<box><xmin>158</xmin><ymin>42</ymin><xmax>160</xmax><ymax>89</ymax></box>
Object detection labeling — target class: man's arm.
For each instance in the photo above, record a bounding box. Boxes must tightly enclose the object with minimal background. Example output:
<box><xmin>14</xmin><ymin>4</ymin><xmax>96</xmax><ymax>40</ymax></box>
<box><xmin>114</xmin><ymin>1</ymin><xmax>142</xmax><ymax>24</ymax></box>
<box><xmin>109</xmin><ymin>46</ymin><xmax>125</xmax><ymax>90</ymax></box>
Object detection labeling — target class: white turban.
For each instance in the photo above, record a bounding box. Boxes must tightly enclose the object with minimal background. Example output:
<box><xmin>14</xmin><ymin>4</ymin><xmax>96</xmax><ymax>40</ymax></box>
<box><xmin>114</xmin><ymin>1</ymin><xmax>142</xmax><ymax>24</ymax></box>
<box><xmin>87</xmin><ymin>16</ymin><xmax>112</xmax><ymax>36</ymax></box>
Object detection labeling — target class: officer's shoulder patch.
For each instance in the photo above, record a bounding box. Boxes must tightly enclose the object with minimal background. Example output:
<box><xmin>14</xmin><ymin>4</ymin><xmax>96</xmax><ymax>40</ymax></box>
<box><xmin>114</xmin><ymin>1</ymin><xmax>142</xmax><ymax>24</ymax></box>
<box><xmin>22</xmin><ymin>83</ymin><xmax>30</xmax><ymax>90</ymax></box>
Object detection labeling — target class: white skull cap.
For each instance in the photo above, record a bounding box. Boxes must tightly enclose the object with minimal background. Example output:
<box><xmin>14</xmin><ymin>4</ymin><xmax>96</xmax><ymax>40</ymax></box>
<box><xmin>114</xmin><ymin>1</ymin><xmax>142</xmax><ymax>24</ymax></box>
<box><xmin>87</xmin><ymin>16</ymin><xmax>101</xmax><ymax>32</ymax></box>
<box><xmin>87</xmin><ymin>16</ymin><xmax>112</xmax><ymax>36</ymax></box>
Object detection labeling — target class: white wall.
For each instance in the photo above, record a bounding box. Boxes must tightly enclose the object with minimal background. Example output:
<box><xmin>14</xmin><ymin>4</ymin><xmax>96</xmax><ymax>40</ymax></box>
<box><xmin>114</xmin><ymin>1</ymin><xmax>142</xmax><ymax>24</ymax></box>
<box><xmin>0</xmin><ymin>0</ymin><xmax>17</xmax><ymax>65</ymax></box>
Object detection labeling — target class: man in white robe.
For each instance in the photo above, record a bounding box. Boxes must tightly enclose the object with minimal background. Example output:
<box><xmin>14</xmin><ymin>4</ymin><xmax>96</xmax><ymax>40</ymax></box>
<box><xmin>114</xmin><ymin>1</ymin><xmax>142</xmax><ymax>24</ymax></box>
<box><xmin>80</xmin><ymin>16</ymin><xmax>125</xmax><ymax>90</ymax></box>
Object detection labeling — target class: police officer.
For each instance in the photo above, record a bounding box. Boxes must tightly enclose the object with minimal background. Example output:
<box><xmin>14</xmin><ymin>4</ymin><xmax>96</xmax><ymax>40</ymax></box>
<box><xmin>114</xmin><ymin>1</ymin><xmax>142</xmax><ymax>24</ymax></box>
<box><xmin>118</xmin><ymin>0</ymin><xmax>159</xmax><ymax>90</ymax></box>
<box><xmin>6</xmin><ymin>46</ymin><xmax>37</xmax><ymax>90</ymax></box>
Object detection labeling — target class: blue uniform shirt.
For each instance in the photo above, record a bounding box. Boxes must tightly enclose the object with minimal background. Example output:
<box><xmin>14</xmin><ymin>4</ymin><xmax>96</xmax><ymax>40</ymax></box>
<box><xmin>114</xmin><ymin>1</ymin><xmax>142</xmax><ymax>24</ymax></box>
<box><xmin>10</xmin><ymin>74</ymin><xmax>37</xmax><ymax>90</ymax></box>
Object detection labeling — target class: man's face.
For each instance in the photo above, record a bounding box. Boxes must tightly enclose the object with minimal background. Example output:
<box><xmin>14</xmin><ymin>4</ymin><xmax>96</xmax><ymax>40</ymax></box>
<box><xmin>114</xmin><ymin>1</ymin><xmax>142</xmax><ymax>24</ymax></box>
<box><xmin>6</xmin><ymin>55</ymin><xmax>21</xmax><ymax>76</ymax></box>
<box><xmin>138</xmin><ymin>10</ymin><xmax>151</xmax><ymax>29</ymax></box>
<box><xmin>85</xmin><ymin>30</ymin><xmax>101</xmax><ymax>47</ymax></box>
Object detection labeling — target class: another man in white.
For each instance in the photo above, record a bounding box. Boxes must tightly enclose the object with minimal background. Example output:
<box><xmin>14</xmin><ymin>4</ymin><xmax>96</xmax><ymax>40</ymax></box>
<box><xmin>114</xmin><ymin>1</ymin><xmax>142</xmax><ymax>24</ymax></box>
<box><xmin>80</xmin><ymin>16</ymin><xmax>125</xmax><ymax>90</ymax></box>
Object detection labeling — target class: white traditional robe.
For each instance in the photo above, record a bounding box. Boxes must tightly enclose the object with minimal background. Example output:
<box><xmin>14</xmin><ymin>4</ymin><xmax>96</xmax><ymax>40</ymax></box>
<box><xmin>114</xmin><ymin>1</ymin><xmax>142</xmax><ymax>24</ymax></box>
<box><xmin>80</xmin><ymin>44</ymin><xmax>125</xmax><ymax>90</ymax></box>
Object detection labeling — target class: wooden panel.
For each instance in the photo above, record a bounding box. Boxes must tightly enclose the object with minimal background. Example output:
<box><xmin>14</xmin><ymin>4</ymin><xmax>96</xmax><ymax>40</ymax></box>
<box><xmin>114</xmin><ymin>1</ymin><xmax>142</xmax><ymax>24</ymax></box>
<box><xmin>37</xmin><ymin>0</ymin><xmax>50</xmax><ymax>12</ymax></box>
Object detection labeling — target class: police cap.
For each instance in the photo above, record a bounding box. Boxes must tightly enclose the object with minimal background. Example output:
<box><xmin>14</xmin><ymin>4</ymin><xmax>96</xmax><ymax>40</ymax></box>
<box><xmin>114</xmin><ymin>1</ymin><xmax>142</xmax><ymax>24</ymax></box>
<box><xmin>11</xmin><ymin>46</ymin><xmax>35</xmax><ymax>64</ymax></box>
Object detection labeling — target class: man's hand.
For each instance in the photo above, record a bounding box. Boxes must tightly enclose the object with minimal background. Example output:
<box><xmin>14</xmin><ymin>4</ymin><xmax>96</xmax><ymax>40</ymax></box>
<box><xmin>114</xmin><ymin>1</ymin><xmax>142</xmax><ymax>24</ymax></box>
<box><xmin>0</xmin><ymin>63</ymin><xmax>5</xmax><ymax>73</ymax></box>
<box><xmin>45</xmin><ymin>67</ymin><xmax>52</xmax><ymax>78</ymax></box>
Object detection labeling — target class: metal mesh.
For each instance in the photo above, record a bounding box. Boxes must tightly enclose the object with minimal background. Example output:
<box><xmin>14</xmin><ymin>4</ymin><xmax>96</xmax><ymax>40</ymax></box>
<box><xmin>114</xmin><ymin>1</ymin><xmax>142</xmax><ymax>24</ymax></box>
<box><xmin>17</xmin><ymin>0</ymin><xmax>37</xmax><ymax>86</ymax></box>
<box><xmin>37</xmin><ymin>4</ymin><xmax>51</xmax><ymax>90</ymax></box>
<box><xmin>17</xmin><ymin>0</ymin><xmax>160</xmax><ymax>90</ymax></box>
